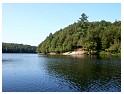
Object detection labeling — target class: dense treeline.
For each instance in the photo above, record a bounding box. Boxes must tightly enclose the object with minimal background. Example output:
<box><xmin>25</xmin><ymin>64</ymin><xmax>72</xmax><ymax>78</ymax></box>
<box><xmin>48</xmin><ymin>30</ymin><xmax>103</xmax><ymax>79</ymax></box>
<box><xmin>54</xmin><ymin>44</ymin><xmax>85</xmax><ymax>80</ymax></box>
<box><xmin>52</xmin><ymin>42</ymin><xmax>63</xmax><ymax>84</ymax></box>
<box><xmin>2</xmin><ymin>43</ymin><xmax>37</xmax><ymax>53</ymax></box>
<box><xmin>37</xmin><ymin>13</ymin><xmax>121</xmax><ymax>54</ymax></box>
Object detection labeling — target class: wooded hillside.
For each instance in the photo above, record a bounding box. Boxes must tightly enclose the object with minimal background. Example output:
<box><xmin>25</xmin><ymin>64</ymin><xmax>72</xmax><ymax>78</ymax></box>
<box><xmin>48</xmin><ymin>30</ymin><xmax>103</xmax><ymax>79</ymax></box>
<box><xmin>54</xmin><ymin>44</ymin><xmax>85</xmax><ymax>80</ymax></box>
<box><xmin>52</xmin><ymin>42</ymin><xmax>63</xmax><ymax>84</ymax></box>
<box><xmin>37</xmin><ymin>13</ymin><xmax>121</xmax><ymax>54</ymax></box>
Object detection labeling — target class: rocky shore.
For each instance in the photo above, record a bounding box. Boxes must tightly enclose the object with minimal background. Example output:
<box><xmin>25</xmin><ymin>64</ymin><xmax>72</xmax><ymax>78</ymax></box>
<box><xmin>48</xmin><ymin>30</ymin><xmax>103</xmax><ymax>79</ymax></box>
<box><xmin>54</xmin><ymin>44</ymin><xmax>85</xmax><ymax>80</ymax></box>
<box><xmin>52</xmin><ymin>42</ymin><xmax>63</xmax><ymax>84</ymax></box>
<box><xmin>62</xmin><ymin>51</ymin><xmax>87</xmax><ymax>55</ymax></box>
<box><xmin>49</xmin><ymin>50</ymin><xmax>97</xmax><ymax>55</ymax></box>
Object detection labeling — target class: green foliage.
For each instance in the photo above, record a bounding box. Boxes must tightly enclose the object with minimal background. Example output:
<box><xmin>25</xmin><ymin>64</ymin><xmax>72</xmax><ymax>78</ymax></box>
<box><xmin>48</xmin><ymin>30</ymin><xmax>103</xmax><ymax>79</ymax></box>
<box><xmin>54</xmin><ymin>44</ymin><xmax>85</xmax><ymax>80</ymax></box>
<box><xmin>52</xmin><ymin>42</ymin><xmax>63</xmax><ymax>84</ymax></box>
<box><xmin>107</xmin><ymin>39</ymin><xmax>121</xmax><ymax>54</ymax></box>
<box><xmin>2</xmin><ymin>43</ymin><xmax>37</xmax><ymax>53</ymax></box>
<box><xmin>78</xmin><ymin>13</ymin><xmax>88</xmax><ymax>22</ymax></box>
<box><xmin>37</xmin><ymin>13</ymin><xmax>121</xmax><ymax>54</ymax></box>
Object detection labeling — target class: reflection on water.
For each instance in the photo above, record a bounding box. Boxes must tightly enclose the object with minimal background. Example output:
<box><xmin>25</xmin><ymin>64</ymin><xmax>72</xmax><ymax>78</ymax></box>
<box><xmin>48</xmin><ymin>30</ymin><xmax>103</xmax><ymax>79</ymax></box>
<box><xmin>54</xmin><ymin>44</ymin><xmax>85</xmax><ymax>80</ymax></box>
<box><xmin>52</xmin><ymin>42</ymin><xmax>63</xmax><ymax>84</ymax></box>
<box><xmin>44</xmin><ymin>55</ymin><xmax>121</xmax><ymax>92</ymax></box>
<box><xmin>2</xmin><ymin>53</ymin><xmax>121</xmax><ymax>92</ymax></box>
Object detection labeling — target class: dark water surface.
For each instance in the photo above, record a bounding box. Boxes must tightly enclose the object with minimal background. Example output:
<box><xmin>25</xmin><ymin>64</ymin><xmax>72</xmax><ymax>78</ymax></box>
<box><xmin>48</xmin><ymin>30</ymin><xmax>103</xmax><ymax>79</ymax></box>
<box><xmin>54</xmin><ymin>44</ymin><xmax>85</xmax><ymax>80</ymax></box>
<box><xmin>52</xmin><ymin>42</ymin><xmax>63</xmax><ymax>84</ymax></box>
<box><xmin>2</xmin><ymin>53</ymin><xmax>121</xmax><ymax>92</ymax></box>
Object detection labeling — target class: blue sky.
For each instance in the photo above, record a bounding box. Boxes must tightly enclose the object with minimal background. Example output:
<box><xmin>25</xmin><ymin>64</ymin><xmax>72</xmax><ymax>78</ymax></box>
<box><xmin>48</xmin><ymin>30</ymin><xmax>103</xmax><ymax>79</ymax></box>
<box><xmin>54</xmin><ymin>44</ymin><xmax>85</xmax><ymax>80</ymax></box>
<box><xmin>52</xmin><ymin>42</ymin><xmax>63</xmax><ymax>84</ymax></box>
<box><xmin>2</xmin><ymin>3</ymin><xmax>121</xmax><ymax>46</ymax></box>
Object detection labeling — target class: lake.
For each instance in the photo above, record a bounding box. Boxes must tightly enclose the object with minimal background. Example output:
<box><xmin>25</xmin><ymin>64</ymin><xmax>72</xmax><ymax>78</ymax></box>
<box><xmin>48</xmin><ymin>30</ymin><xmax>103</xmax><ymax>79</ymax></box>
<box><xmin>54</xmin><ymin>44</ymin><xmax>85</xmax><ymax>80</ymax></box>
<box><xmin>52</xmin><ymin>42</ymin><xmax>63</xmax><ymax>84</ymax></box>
<box><xmin>2</xmin><ymin>53</ymin><xmax>121</xmax><ymax>92</ymax></box>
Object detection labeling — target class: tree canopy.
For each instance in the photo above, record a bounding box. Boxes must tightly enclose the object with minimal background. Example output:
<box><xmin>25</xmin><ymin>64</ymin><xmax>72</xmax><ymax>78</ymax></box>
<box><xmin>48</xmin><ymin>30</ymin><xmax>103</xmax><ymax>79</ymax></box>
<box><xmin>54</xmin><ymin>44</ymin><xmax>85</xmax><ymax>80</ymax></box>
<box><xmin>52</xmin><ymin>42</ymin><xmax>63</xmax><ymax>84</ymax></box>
<box><xmin>2</xmin><ymin>43</ymin><xmax>37</xmax><ymax>53</ymax></box>
<box><xmin>37</xmin><ymin>13</ymin><xmax>121</xmax><ymax>54</ymax></box>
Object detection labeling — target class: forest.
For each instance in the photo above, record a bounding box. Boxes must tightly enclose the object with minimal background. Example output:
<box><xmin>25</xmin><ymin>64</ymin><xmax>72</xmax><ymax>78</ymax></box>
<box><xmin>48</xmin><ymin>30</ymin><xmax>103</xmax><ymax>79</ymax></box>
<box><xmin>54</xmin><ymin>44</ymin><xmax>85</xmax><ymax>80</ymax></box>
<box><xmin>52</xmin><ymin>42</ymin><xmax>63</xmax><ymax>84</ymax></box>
<box><xmin>2</xmin><ymin>43</ymin><xmax>37</xmax><ymax>53</ymax></box>
<box><xmin>37</xmin><ymin>13</ymin><xmax>121</xmax><ymax>55</ymax></box>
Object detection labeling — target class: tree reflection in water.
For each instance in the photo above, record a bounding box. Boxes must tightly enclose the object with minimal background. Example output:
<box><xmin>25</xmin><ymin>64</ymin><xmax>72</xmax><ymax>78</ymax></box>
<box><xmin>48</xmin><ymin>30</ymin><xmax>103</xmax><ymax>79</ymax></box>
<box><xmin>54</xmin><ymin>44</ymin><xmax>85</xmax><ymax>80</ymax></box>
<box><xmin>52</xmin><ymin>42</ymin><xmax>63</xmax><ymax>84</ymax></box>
<box><xmin>44</xmin><ymin>55</ymin><xmax>121</xmax><ymax>92</ymax></box>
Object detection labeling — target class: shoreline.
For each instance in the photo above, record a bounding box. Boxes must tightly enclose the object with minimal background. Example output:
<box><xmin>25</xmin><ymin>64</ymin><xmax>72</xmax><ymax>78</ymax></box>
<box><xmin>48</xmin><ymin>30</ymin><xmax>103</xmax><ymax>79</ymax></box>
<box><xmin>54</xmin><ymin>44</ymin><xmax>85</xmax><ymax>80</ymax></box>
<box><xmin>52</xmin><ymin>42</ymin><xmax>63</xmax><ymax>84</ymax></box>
<box><xmin>43</xmin><ymin>50</ymin><xmax>121</xmax><ymax>56</ymax></box>
<box><xmin>49</xmin><ymin>50</ymin><xmax>97</xmax><ymax>55</ymax></box>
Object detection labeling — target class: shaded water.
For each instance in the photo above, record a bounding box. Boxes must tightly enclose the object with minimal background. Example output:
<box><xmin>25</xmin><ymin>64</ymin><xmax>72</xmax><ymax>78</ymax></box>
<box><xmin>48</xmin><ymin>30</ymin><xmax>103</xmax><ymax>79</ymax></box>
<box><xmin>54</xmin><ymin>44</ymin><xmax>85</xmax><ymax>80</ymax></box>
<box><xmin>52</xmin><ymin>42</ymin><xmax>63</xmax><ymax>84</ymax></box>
<box><xmin>2</xmin><ymin>53</ymin><xmax>121</xmax><ymax>92</ymax></box>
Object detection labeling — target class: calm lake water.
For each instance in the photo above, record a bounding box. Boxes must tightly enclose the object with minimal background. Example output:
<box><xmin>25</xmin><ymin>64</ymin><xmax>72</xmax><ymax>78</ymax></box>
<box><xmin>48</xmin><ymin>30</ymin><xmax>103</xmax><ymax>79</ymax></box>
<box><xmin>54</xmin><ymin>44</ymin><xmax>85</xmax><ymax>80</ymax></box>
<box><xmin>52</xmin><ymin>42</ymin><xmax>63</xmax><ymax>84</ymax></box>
<box><xmin>2</xmin><ymin>53</ymin><xmax>121</xmax><ymax>92</ymax></box>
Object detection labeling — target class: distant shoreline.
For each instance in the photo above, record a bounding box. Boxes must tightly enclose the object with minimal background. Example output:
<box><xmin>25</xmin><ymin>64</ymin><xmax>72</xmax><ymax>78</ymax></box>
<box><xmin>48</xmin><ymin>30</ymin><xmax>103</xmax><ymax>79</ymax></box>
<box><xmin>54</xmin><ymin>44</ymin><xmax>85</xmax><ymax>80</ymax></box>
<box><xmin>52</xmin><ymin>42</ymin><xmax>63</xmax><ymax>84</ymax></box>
<box><xmin>2</xmin><ymin>52</ymin><xmax>37</xmax><ymax>54</ymax></box>
<box><xmin>2</xmin><ymin>42</ymin><xmax>37</xmax><ymax>53</ymax></box>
